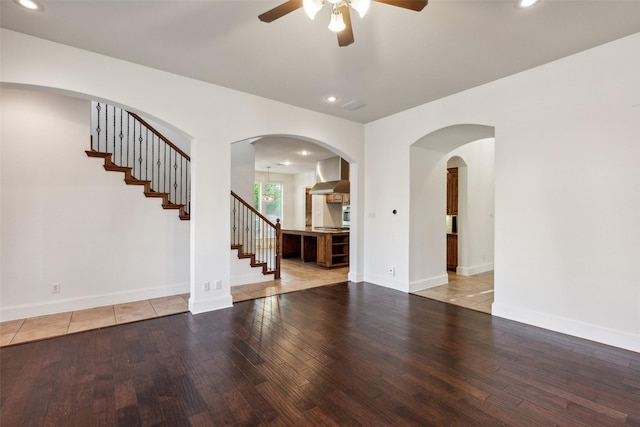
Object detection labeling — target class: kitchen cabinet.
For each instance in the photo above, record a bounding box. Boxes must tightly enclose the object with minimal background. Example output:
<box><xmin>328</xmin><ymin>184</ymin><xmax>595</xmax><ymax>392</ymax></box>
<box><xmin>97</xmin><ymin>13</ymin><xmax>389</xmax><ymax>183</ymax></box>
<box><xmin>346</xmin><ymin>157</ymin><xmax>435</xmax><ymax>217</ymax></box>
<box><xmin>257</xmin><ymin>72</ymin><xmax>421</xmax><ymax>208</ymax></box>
<box><xmin>281</xmin><ymin>228</ymin><xmax>349</xmax><ymax>268</ymax></box>
<box><xmin>317</xmin><ymin>233</ymin><xmax>349</xmax><ymax>268</ymax></box>
<box><xmin>305</xmin><ymin>187</ymin><xmax>312</xmax><ymax>226</ymax></box>
<box><xmin>326</xmin><ymin>193</ymin><xmax>350</xmax><ymax>205</ymax></box>
<box><xmin>447</xmin><ymin>168</ymin><xmax>458</xmax><ymax>215</ymax></box>
<box><xmin>282</xmin><ymin>231</ymin><xmax>317</xmax><ymax>262</ymax></box>
<box><xmin>447</xmin><ymin>234</ymin><xmax>458</xmax><ymax>271</ymax></box>
<box><xmin>326</xmin><ymin>193</ymin><xmax>344</xmax><ymax>204</ymax></box>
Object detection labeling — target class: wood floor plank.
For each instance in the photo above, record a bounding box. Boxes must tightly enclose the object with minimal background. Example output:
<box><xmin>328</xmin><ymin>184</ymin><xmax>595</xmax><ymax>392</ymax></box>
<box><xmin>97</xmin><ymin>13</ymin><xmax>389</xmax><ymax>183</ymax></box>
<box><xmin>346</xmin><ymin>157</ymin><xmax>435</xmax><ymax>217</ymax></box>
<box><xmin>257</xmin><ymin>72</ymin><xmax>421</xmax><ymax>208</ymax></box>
<box><xmin>2</xmin><ymin>281</ymin><xmax>640</xmax><ymax>425</ymax></box>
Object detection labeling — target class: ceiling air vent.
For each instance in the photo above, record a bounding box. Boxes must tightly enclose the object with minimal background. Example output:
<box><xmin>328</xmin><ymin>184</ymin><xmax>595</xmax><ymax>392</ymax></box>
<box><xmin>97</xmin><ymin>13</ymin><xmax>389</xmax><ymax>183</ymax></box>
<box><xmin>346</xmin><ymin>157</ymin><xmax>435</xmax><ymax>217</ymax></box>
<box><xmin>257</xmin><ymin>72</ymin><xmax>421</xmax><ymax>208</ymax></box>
<box><xmin>341</xmin><ymin>100</ymin><xmax>365</xmax><ymax>111</ymax></box>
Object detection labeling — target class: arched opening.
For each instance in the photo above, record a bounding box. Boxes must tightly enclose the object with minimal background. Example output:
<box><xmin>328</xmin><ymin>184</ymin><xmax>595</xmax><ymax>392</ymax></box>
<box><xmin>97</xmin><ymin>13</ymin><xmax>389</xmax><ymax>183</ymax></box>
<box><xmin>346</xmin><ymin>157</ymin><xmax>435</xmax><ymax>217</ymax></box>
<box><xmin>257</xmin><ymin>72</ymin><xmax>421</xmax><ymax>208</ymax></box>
<box><xmin>230</xmin><ymin>135</ymin><xmax>355</xmax><ymax>300</ymax></box>
<box><xmin>0</xmin><ymin>85</ymin><xmax>192</xmax><ymax>324</ymax></box>
<box><xmin>409</xmin><ymin>124</ymin><xmax>495</xmax><ymax>313</ymax></box>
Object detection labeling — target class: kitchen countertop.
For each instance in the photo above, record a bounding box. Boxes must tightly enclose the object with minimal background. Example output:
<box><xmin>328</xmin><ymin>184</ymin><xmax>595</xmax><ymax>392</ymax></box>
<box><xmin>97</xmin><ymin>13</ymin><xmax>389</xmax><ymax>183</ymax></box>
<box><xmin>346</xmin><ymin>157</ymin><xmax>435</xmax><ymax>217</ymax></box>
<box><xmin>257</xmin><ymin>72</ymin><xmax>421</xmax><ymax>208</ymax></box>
<box><xmin>282</xmin><ymin>227</ymin><xmax>350</xmax><ymax>235</ymax></box>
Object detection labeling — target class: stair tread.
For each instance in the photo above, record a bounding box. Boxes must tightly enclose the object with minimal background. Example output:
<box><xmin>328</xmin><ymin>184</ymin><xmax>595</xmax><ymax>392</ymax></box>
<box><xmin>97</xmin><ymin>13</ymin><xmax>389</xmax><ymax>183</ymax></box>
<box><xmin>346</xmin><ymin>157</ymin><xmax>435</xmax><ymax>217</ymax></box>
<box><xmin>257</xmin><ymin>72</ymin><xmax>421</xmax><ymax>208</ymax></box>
<box><xmin>85</xmin><ymin>150</ymin><xmax>110</xmax><ymax>158</ymax></box>
<box><xmin>105</xmin><ymin>165</ymin><xmax>131</xmax><ymax>172</ymax></box>
<box><xmin>87</xmin><ymin>129</ymin><xmax>189</xmax><ymax>221</ymax></box>
<box><xmin>144</xmin><ymin>191</ymin><xmax>168</xmax><ymax>198</ymax></box>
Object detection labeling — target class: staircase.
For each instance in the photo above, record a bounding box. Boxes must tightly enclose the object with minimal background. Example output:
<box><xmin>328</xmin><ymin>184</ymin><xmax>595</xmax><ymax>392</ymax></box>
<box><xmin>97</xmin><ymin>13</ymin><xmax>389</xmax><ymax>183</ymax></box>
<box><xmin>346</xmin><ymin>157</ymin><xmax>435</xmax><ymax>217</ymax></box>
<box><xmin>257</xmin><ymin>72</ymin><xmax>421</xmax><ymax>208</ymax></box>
<box><xmin>231</xmin><ymin>191</ymin><xmax>281</xmax><ymax>279</ymax></box>
<box><xmin>86</xmin><ymin>103</ymin><xmax>279</xmax><ymax>279</ymax></box>
<box><xmin>86</xmin><ymin>103</ymin><xmax>190</xmax><ymax>220</ymax></box>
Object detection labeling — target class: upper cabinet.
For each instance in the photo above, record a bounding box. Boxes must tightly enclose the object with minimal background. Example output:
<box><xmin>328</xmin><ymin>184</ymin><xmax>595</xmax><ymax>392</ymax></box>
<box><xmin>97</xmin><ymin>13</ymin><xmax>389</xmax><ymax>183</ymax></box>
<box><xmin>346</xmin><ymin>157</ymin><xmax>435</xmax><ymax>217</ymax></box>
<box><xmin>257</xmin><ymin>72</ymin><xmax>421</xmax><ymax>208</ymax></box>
<box><xmin>447</xmin><ymin>167</ymin><xmax>458</xmax><ymax>215</ymax></box>
<box><xmin>326</xmin><ymin>193</ymin><xmax>350</xmax><ymax>205</ymax></box>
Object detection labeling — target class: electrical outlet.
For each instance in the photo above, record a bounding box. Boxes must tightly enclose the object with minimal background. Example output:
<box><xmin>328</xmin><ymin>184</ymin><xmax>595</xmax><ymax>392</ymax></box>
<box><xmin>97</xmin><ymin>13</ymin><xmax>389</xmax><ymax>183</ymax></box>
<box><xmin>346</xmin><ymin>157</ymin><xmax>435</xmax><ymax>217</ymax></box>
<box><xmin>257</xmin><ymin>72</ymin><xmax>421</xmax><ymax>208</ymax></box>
<box><xmin>387</xmin><ymin>267</ymin><xmax>395</xmax><ymax>277</ymax></box>
<box><xmin>215</xmin><ymin>280</ymin><xmax>222</xmax><ymax>290</ymax></box>
<box><xmin>203</xmin><ymin>282</ymin><xmax>210</xmax><ymax>292</ymax></box>
<box><xmin>51</xmin><ymin>283</ymin><xmax>61</xmax><ymax>293</ymax></box>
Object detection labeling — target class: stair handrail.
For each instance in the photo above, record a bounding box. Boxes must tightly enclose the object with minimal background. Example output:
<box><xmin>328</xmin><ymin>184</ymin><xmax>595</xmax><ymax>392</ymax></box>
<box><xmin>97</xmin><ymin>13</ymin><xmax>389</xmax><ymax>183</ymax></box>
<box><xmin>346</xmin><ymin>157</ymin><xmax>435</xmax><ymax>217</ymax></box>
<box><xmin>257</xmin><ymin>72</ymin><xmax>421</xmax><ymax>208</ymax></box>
<box><xmin>128</xmin><ymin>111</ymin><xmax>190</xmax><ymax>161</ymax></box>
<box><xmin>231</xmin><ymin>191</ymin><xmax>278</xmax><ymax>229</ymax></box>
<box><xmin>90</xmin><ymin>102</ymin><xmax>190</xmax><ymax>218</ymax></box>
<box><xmin>231</xmin><ymin>191</ymin><xmax>281</xmax><ymax>279</ymax></box>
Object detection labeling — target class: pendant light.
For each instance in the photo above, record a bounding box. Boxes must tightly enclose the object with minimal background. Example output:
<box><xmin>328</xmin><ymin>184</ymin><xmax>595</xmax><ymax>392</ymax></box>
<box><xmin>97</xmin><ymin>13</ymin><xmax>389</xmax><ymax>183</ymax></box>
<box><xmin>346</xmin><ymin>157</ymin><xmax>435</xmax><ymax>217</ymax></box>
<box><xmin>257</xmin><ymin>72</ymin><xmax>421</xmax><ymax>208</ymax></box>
<box><xmin>263</xmin><ymin>167</ymin><xmax>275</xmax><ymax>202</ymax></box>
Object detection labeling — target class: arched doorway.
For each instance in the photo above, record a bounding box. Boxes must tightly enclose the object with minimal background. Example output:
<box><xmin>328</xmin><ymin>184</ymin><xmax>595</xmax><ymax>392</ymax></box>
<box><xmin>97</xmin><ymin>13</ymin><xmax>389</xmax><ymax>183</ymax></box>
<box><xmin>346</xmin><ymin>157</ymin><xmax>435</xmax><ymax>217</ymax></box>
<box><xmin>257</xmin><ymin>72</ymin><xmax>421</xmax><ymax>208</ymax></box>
<box><xmin>229</xmin><ymin>135</ymin><xmax>356</xmax><ymax>301</ymax></box>
<box><xmin>409</xmin><ymin>124</ymin><xmax>495</xmax><ymax>313</ymax></box>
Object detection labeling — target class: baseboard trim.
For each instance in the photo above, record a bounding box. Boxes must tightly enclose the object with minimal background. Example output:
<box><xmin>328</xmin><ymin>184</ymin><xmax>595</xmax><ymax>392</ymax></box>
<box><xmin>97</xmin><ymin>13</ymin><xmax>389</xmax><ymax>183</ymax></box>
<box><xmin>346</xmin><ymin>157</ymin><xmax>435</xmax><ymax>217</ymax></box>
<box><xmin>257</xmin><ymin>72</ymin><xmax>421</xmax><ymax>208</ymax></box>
<box><xmin>348</xmin><ymin>271</ymin><xmax>363</xmax><ymax>283</ymax></box>
<box><xmin>363</xmin><ymin>274</ymin><xmax>407</xmax><ymax>292</ymax></box>
<box><xmin>456</xmin><ymin>263</ymin><xmax>494</xmax><ymax>276</ymax></box>
<box><xmin>189</xmin><ymin>294</ymin><xmax>233</xmax><ymax>314</ymax></box>
<box><xmin>0</xmin><ymin>283</ymin><xmax>190</xmax><ymax>322</ymax></box>
<box><xmin>409</xmin><ymin>274</ymin><xmax>449</xmax><ymax>293</ymax></box>
<box><xmin>492</xmin><ymin>302</ymin><xmax>640</xmax><ymax>354</ymax></box>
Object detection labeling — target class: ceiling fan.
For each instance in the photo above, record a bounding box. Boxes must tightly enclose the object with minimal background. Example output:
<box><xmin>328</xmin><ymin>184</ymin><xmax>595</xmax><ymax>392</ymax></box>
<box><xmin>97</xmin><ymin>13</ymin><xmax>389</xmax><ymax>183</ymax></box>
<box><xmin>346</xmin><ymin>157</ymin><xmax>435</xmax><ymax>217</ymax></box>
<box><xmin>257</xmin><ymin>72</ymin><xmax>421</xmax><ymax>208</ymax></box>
<box><xmin>259</xmin><ymin>0</ymin><xmax>428</xmax><ymax>47</ymax></box>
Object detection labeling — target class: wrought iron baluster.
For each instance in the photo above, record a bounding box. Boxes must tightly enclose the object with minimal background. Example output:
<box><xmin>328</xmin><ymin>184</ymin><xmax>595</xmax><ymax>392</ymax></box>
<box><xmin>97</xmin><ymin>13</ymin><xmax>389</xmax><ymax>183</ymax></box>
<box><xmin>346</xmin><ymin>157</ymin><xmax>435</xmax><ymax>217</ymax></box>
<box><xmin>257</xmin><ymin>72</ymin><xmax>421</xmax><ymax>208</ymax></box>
<box><xmin>138</xmin><ymin>123</ymin><xmax>143</xmax><ymax>181</ymax></box>
<box><xmin>173</xmin><ymin>152</ymin><xmax>178</xmax><ymax>205</ymax></box>
<box><xmin>144</xmin><ymin>128</ymin><xmax>149</xmax><ymax>181</ymax></box>
<box><xmin>112</xmin><ymin>106</ymin><xmax>116</xmax><ymax>155</ymax></box>
<box><xmin>180</xmin><ymin>157</ymin><xmax>184</xmax><ymax>205</ymax></box>
<box><xmin>104</xmin><ymin>105</ymin><xmax>108</xmax><ymax>153</ymax></box>
<box><xmin>126</xmin><ymin>113</ymin><xmax>130</xmax><ymax>168</ymax></box>
<box><xmin>156</xmin><ymin>136</ymin><xmax>161</xmax><ymax>193</ymax></box>
<box><xmin>95</xmin><ymin>103</ymin><xmax>101</xmax><ymax>151</ymax></box>
<box><xmin>132</xmin><ymin>119</ymin><xmax>136</xmax><ymax>177</ymax></box>
<box><xmin>163</xmin><ymin>143</ymin><xmax>167</xmax><ymax>194</ymax></box>
<box><xmin>119</xmin><ymin>109</ymin><xmax>124</xmax><ymax>165</ymax></box>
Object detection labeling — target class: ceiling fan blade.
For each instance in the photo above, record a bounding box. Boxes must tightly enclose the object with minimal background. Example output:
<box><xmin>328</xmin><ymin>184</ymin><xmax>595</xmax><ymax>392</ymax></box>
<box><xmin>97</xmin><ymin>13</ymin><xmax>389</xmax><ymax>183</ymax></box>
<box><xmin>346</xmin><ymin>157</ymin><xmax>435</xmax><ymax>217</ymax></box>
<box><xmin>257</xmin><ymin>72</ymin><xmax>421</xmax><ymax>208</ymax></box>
<box><xmin>258</xmin><ymin>0</ymin><xmax>303</xmax><ymax>23</ymax></box>
<box><xmin>337</xmin><ymin>6</ymin><xmax>355</xmax><ymax>47</ymax></box>
<box><xmin>373</xmin><ymin>0</ymin><xmax>428</xmax><ymax>12</ymax></box>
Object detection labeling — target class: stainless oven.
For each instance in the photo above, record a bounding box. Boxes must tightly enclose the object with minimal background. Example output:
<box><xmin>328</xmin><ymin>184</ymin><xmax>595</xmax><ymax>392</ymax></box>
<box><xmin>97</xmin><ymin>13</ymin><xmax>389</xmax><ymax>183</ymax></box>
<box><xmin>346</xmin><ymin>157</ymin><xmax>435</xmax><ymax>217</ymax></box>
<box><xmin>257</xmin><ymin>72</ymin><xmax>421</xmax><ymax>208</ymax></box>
<box><xmin>342</xmin><ymin>205</ymin><xmax>351</xmax><ymax>228</ymax></box>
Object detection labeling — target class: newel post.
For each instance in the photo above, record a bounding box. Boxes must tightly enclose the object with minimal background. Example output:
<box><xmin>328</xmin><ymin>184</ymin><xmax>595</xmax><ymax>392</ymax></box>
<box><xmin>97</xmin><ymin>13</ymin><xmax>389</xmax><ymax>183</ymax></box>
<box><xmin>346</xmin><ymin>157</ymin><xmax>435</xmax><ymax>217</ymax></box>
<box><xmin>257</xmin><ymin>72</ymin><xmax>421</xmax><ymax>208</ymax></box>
<box><xmin>275</xmin><ymin>219</ymin><xmax>282</xmax><ymax>279</ymax></box>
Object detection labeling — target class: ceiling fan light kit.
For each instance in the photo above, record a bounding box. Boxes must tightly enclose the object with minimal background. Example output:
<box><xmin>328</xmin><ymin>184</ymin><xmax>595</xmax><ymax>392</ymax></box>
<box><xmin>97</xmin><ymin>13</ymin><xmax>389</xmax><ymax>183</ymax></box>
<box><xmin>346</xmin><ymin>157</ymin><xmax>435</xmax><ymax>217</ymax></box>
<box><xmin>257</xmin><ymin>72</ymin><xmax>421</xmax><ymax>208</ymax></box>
<box><xmin>328</xmin><ymin>7</ymin><xmax>347</xmax><ymax>32</ymax></box>
<box><xmin>303</xmin><ymin>0</ymin><xmax>323</xmax><ymax>19</ymax></box>
<box><xmin>259</xmin><ymin>0</ymin><xmax>428</xmax><ymax>46</ymax></box>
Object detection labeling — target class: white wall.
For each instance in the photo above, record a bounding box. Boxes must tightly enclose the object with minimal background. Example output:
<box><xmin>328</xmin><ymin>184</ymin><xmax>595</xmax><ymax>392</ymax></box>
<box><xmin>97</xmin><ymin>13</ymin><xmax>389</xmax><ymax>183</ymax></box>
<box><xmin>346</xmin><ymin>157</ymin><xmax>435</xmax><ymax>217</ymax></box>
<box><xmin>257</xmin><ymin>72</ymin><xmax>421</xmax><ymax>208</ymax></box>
<box><xmin>0</xmin><ymin>88</ymin><xmax>190</xmax><ymax>320</ymax></box>
<box><xmin>366</xmin><ymin>33</ymin><xmax>640</xmax><ymax>352</ymax></box>
<box><xmin>230</xmin><ymin>139</ymin><xmax>256</xmax><ymax>203</ymax></box>
<box><xmin>3</xmin><ymin>29</ymin><xmax>638</xmax><ymax>353</ymax></box>
<box><xmin>1</xmin><ymin>29</ymin><xmax>364</xmax><ymax>317</ymax></box>
<box><xmin>408</xmin><ymin>146</ymin><xmax>448</xmax><ymax>291</ymax></box>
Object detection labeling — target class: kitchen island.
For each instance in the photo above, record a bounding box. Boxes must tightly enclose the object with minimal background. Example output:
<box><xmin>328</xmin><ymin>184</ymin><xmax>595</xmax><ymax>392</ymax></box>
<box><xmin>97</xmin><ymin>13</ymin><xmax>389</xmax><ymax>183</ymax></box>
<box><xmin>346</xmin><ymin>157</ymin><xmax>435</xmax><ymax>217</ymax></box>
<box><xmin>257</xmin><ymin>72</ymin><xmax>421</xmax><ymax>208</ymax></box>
<box><xmin>281</xmin><ymin>227</ymin><xmax>349</xmax><ymax>268</ymax></box>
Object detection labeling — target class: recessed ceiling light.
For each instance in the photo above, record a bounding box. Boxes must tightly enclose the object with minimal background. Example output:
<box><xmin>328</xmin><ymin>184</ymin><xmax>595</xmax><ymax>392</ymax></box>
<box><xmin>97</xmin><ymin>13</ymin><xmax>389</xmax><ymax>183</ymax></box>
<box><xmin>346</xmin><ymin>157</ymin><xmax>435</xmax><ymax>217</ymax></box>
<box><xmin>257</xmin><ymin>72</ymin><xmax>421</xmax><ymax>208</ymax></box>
<box><xmin>298</xmin><ymin>150</ymin><xmax>311</xmax><ymax>156</ymax></box>
<box><xmin>278</xmin><ymin>161</ymin><xmax>292</xmax><ymax>166</ymax></box>
<box><xmin>519</xmin><ymin>0</ymin><xmax>540</xmax><ymax>8</ymax></box>
<box><xmin>15</xmin><ymin>0</ymin><xmax>42</xmax><ymax>10</ymax></box>
<box><xmin>325</xmin><ymin>95</ymin><xmax>339</xmax><ymax>103</ymax></box>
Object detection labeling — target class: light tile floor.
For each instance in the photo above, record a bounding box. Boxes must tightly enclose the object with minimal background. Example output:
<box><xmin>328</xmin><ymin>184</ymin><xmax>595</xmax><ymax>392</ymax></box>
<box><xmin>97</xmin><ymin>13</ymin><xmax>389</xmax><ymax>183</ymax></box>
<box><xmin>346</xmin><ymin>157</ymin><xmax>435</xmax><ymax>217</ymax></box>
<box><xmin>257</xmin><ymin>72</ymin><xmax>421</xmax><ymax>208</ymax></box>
<box><xmin>231</xmin><ymin>258</ymin><xmax>349</xmax><ymax>302</ymax></box>
<box><xmin>0</xmin><ymin>259</ymin><xmax>349</xmax><ymax>348</ymax></box>
<box><xmin>0</xmin><ymin>294</ymin><xmax>190</xmax><ymax>347</ymax></box>
<box><xmin>0</xmin><ymin>265</ymin><xmax>490</xmax><ymax>347</ymax></box>
<box><xmin>412</xmin><ymin>270</ymin><xmax>494</xmax><ymax>314</ymax></box>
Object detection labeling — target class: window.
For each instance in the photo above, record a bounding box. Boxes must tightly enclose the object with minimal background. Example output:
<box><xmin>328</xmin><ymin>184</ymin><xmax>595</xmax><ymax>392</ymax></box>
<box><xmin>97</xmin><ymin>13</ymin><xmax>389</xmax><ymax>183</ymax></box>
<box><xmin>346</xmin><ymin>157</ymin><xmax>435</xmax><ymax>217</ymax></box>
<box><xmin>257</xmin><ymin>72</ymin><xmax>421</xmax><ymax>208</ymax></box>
<box><xmin>254</xmin><ymin>180</ymin><xmax>283</xmax><ymax>235</ymax></box>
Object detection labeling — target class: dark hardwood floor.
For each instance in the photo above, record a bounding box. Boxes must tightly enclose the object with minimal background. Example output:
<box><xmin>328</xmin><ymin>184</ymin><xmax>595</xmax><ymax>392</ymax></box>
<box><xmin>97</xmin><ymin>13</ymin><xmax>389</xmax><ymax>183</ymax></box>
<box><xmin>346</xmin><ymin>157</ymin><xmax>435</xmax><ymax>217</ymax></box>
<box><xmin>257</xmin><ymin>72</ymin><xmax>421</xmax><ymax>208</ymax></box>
<box><xmin>1</xmin><ymin>282</ymin><xmax>639</xmax><ymax>426</ymax></box>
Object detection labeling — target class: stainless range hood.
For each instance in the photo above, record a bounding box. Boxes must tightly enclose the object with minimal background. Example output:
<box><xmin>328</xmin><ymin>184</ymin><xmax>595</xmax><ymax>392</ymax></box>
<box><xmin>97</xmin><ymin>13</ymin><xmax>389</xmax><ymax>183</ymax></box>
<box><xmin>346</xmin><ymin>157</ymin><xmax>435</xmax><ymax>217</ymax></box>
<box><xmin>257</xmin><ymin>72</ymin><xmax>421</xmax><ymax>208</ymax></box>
<box><xmin>309</xmin><ymin>157</ymin><xmax>350</xmax><ymax>195</ymax></box>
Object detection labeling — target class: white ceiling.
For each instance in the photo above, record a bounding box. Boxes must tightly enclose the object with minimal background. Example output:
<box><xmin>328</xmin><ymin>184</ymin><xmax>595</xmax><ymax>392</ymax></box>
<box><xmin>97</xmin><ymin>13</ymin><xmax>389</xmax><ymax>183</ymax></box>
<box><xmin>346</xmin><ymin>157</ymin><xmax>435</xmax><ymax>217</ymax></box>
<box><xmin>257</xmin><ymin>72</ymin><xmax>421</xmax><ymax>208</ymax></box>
<box><xmin>252</xmin><ymin>136</ymin><xmax>336</xmax><ymax>174</ymax></box>
<box><xmin>2</xmin><ymin>0</ymin><xmax>640</xmax><ymax>173</ymax></box>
